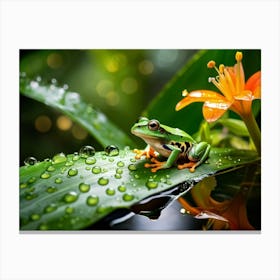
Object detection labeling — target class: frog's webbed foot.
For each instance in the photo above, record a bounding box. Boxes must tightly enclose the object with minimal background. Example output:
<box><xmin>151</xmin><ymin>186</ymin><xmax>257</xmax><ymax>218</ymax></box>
<box><xmin>144</xmin><ymin>157</ymin><xmax>166</xmax><ymax>173</ymax></box>
<box><xmin>177</xmin><ymin>161</ymin><xmax>198</xmax><ymax>173</ymax></box>
<box><xmin>133</xmin><ymin>146</ymin><xmax>157</xmax><ymax>160</ymax></box>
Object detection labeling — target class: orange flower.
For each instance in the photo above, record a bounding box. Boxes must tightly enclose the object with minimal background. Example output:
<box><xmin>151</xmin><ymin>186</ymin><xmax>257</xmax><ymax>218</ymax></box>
<box><xmin>175</xmin><ymin>52</ymin><xmax>261</xmax><ymax>122</ymax></box>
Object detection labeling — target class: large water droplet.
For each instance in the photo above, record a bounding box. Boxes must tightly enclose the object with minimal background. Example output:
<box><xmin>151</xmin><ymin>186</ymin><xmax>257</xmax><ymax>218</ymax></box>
<box><xmin>122</xmin><ymin>193</ymin><xmax>134</xmax><ymax>201</ymax></box>
<box><xmin>79</xmin><ymin>183</ymin><xmax>90</xmax><ymax>193</ymax></box>
<box><xmin>30</xmin><ymin>80</ymin><xmax>39</xmax><ymax>89</ymax></box>
<box><xmin>55</xmin><ymin>177</ymin><xmax>63</xmax><ymax>184</ymax></box>
<box><xmin>52</xmin><ymin>153</ymin><xmax>67</xmax><ymax>163</ymax></box>
<box><xmin>146</xmin><ymin>179</ymin><xmax>158</xmax><ymax>189</ymax></box>
<box><xmin>114</xmin><ymin>174</ymin><xmax>122</xmax><ymax>179</ymax></box>
<box><xmin>118</xmin><ymin>185</ymin><xmax>126</xmax><ymax>192</ymax></box>
<box><xmin>28</xmin><ymin>177</ymin><xmax>37</xmax><ymax>184</ymax></box>
<box><xmin>39</xmin><ymin>224</ymin><xmax>48</xmax><ymax>230</ymax></box>
<box><xmin>86</xmin><ymin>195</ymin><xmax>99</xmax><ymax>206</ymax></box>
<box><xmin>85</xmin><ymin>157</ymin><xmax>96</xmax><ymax>165</ymax></box>
<box><xmin>116</xmin><ymin>168</ymin><xmax>123</xmax><ymax>174</ymax></box>
<box><xmin>63</xmin><ymin>191</ymin><xmax>79</xmax><ymax>203</ymax></box>
<box><xmin>117</xmin><ymin>161</ymin><xmax>125</xmax><ymax>167</ymax></box>
<box><xmin>68</xmin><ymin>168</ymin><xmax>78</xmax><ymax>176</ymax></box>
<box><xmin>92</xmin><ymin>166</ymin><xmax>101</xmax><ymax>174</ymax></box>
<box><xmin>46</xmin><ymin>186</ymin><xmax>57</xmax><ymax>193</ymax></box>
<box><xmin>30</xmin><ymin>213</ymin><xmax>41</xmax><ymax>221</ymax></box>
<box><xmin>98</xmin><ymin>177</ymin><xmax>109</xmax><ymax>186</ymax></box>
<box><xmin>79</xmin><ymin>145</ymin><xmax>95</xmax><ymax>158</ymax></box>
<box><xmin>128</xmin><ymin>164</ymin><xmax>137</xmax><ymax>171</ymax></box>
<box><xmin>24</xmin><ymin>156</ymin><xmax>38</xmax><ymax>166</ymax></box>
<box><xmin>106</xmin><ymin>188</ymin><xmax>116</xmax><ymax>196</ymax></box>
<box><xmin>105</xmin><ymin>145</ymin><xmax>119</xmax><ymax>156</ymax></box>
<box><xmin>65</xmin><ymin>207</ymin><xmax>74</xmax><ymax>214</ymax></box>
<box><xmin>65</xmin><ymin>160</ymin><xmax>74</xmax><ymax>167</ymax></box>
<box><xmin>20</xmin><ymin>183</ymin><xmax>28</xmax><ymax>189</ymax></box>
<box><xmin>40</xmin><ymin>172</ymin><xmax>51</xmax><ymax>179</ymax></box>
<box><xmin>47</xmin><ymin>165</ymin><xmax>56</xmax><ymax>172</ymax></box>
<box><xmin>44</xmin><ymin>203</ymin><xmax>57</xmax><ymax>213</ymax></box>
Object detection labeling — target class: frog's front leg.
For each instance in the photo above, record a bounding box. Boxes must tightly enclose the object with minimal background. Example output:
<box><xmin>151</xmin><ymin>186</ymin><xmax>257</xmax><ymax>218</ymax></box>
<box><xmin>133</xmin><ymin>145</ymin><xmax>158</xmax><ymax>160</ymax></box>
<box><xmin>178</xmin><ymin>142</ymin><xmax>210</xmax><ymax>172</ymax></box>
<box><xmin>144</xmin><ymin>145</ymin><xmax>181</xmax><ymax>172</ymax></box>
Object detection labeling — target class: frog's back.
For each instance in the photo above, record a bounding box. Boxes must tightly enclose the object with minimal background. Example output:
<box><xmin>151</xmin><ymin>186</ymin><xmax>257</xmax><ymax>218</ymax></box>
<box><xmin>161</xmin><ymin>124</ymin><xmax>196</xmax><ymax>143</ymax></box>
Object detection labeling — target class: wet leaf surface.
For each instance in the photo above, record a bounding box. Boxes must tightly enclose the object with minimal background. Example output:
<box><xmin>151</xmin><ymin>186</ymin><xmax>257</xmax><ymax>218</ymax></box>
<box><xmin>20</xmin><ymin>148</ymin><xmax>259</xmax><ymax>230</ymax></box>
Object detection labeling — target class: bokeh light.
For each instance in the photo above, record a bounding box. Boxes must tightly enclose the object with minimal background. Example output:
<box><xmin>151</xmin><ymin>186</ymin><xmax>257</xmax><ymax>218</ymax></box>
<box><xmin>34</xmin><ymin>115</ymin><xmax>52</xmax><ymax>133</ymax></box>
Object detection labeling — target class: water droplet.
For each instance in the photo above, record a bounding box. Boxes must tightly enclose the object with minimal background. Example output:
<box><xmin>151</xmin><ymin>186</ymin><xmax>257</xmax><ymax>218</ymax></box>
<box><xmin>130</xmin><ymin>158</ymin><xmax>136</xmax><ymax>162</ymax></box>
<box><xmin>116</xmin><ymin>168</ymin><xmax>123</xmax><ymax>174</ymax></box>
<box><xmin>128</xmin><ymin>164</ymin><xmax>137</xmax><ymax>171</ymax></box>
<box><xmin>79</xmin><ymin>145</ymin><xmax>95</xmax><ymax>158</ymax></box>
<box><xmin>30</xmin><ymin>213</ymin><xmax>40</xmax><ymax>221</ymax></box>
<box><xmin>47</xmin><ymin>165</ymin><xmax>56</xmax><ymax>172</ymax></box>
<box><xmin>98</xmin><ymin>177</ymin><xmax>109</xmax><ymax>186</ymax></box>
<box><xmin>68</xmin><ymin>168</ymin><xmax>78</xmax><ymax>176</ymax></box>
<box><xmin>20</xmin><ymin>183</ymin><xmax>28</xmax><ymax>189</ymax></box>
<box><xmin>114</xmin><ymin>174</ymin><xmax>122</xmax><ymax>179</ymax></box>
<box><xmin>117</xmin><ymin>161</ymin><xmax>125</xmax><ymax>167</ymax></box>
<box><xmin>65</xmin><ymin>207</ymin><xmax>74</xmax><ymax>214</ymax></box>
<box><xmin>46</xmin><ymin>186</ymin><xmax>57</xmax><ymax>193</ymax></box>
<box><xmin>30</xmin><ymin>80</ymin><xmax>39</xmax><ymax>88</ymax></box>
<box><xmin>63</xmin><ymin>191</ymin><xmax>79</xmax><ymax>203</ymax></box>
<box><xmin>65</xmin><ymin>160</ymin><xmax>74</xmax><ymax>167</ymax></box>
<box><xmin>55</xmin><ymin>177</ymin><xmax>63</xmax><ymax>184</ymax></box>
<box><xmin>104</xmin><ymin>145</ymin><xmax>119</xmax><ymax>156</ymax></box>
<box><xmin>85</xmin><ymin>157</ymin><xmax>96</xmax><ymax>165</ymax></box>
<box><xmin>118</xmin><ymin>185</ymin><xmax>126</xmax><ymax>192</ymax></box>
<box><xmin>24</xmin><ymin>156</ymin><xmax>38</xmax><ymax>166</ymax></box>
<box><xmin>39</xmin><ymin>224</ymin><xmax>48</xmax><ymax>230</ymax></box>
<box><xmin>44</xmin><ymin>203</ymin><xmax>57</xmax><ymax>213</ymax></box>
<box><xmin>52</xmin><ymin>153</ymin><xmax>67</xmax><ymax>163</ymax></box>
<box><xmin>134</xmin><ymin>174</ymin><xmax>140</xmax><ymax>179</ymax></box>
<box><xmin>72</xmin><ymin>153</ymin><xmax>80</xmax><ymax>161</ymax></box>
<box><xmin>123</xmin><ymin>193</ymin><xmax>134</xmax><ymax>201</ymax></box>
<box><xmin>79</xmin><ymin>183</ymin><xmax>90</xmax><ymax>193</ymax></box>
<box><xmin>51</xmin><ymin>78</ymin><xmax>57</xmax><ymax>85</ymax></box>
<box><xmin>146</xmin><ymin>179</ymin><xmax>158</xmax><ymax>189</ymax></box>
<box><xmin>106</xmin><ymin>188</ymin><xmax>116</xmax><ymax>196</ymax></box>
<box><xmin>40</xmin><ymin>172</ymin><xmax>51</xmax><ymax>179</ymax></box>
<box><xmin>86</xmin><ymin>195</ymin><xmax>99</xmax><ymax>206</ymax></box>
<box><xmin>92</xmin><ymin>166</ymin><xmax>101</xmax><ymax>174</ymax></box>
<box><xmin>25</xmin><ymin>193</ymin><xmax>37</xmax><ymax>200</ymax></box>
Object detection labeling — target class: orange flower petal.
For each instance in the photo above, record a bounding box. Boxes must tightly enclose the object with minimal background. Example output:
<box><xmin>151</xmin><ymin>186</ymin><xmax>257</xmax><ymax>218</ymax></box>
<box><xmin>175</xmin><ymin>90</ymin><xmax>228</xmax><ymax>111</ymax></box>
<box><xmin>245</xmin><ymin>71</ymin><xmax>261</xmax><ymax>99</ymax></box>
<box><xmin>202</xmin><ymin>100</ymin><xmax>232</xmax><ymax>122</ymax></box>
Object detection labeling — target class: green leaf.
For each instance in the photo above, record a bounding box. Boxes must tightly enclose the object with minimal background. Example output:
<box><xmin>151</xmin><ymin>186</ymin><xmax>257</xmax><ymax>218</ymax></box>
<box><xmin>144</xmin><ymin>50</ymin><xmax>261</xmax><ymax>134</ymax></box>
<box><xmin>216</xmin><ymin>118</ymin><xmax>249</xmax><ymax>137</ymax></box>
<box><xmin>20</xmin><ymin>75</ymin><xmax>135</xmax><ymax>149</ymax></box>
<box><xmin>20</xmin><ymin>148</ymin><xmax>259</xmax><ymax>230</ymax></box>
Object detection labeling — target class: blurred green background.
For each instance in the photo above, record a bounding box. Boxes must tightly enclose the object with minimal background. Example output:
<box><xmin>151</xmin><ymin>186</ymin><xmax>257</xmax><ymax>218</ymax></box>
<box><xmin>20</xmin><ymin>50</ymin><xmax>197</xmax><ymax>165</ymax></box>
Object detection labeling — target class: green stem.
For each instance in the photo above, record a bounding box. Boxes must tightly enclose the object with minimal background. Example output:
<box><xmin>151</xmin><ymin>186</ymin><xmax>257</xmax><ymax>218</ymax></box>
<box><xmin>242</xmin><ymin>111</ymin><xmax>261</xmax><ymax>156</ymax></box>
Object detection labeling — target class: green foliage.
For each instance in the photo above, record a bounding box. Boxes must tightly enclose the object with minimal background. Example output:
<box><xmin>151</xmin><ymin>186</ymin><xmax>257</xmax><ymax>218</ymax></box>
<box><xmin>20</xmin><ymin>148</ymin><xmax>259</xmax><ymax>230</ymax></box>
<box><xmin>144</xmin><ymin>49</ymin><xmax>261</xmax><ymax>134</ymax></box>
<box><xmin>20</xmin><ymin>49</ymin><xmax>261</xmax><ymax>230</ymax></box>
<box><xmin>20</xmin><ymin>75</ymin><xmax>135</xmax><ymax>149</ymax></box>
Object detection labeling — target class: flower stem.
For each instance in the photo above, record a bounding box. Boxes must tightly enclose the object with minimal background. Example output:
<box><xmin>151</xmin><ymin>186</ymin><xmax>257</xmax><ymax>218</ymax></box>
<box><xmin>242</xmin><ymin>111</ymin><xmax>261</xmax><ymax>156</ymax></box>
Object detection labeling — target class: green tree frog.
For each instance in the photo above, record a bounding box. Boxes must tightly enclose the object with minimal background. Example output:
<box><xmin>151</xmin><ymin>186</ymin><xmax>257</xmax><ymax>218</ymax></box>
<box><xmin>131</xmin><ymin>117</ymin><xmax>211</xmax><ymax>173</ymax></box>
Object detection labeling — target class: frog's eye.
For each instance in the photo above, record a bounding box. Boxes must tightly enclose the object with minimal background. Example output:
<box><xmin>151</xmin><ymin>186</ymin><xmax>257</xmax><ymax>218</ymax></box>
<box><xmin>148</xmin><ymin>120</ymin><xmax>160</xmax><ymax>131</ymax></box>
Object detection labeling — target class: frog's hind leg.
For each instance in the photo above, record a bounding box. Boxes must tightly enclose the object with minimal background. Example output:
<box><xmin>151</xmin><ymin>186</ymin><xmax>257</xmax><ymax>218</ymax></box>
<box><xmin>177</xmin><ymin>161</ymin><xmax>198</xmax><ymax>173</ymax></box>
